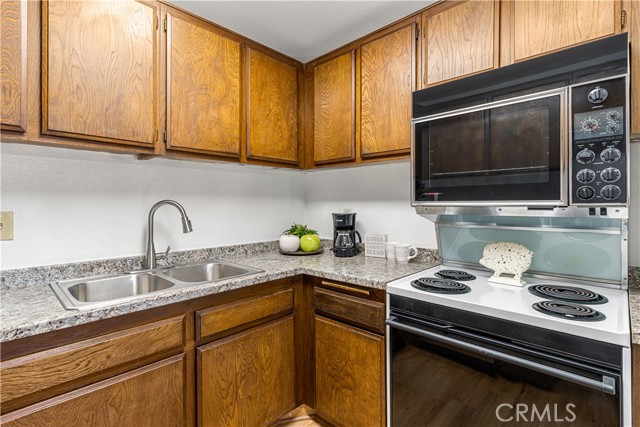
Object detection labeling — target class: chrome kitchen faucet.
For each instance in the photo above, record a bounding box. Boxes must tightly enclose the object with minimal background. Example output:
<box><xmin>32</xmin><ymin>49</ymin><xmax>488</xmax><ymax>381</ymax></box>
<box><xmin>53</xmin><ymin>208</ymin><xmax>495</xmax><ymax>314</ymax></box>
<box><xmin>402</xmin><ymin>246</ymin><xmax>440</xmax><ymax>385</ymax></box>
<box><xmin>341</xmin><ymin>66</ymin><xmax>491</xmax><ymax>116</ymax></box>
<box><xmin>144</xmin><ymin>200</ymin><xmax>193</xmax><ymax>269</ymax></box>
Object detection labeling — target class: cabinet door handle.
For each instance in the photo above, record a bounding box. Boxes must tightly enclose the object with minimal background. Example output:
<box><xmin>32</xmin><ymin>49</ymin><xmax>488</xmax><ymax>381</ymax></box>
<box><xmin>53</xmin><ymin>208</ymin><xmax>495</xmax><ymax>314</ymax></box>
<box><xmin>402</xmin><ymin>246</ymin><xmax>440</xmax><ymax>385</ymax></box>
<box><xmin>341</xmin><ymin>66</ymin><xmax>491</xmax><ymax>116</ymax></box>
<box><xmin>320</xmin><ymin>280</ymin><xmax>370</xmax><ymax>296</ymax></box>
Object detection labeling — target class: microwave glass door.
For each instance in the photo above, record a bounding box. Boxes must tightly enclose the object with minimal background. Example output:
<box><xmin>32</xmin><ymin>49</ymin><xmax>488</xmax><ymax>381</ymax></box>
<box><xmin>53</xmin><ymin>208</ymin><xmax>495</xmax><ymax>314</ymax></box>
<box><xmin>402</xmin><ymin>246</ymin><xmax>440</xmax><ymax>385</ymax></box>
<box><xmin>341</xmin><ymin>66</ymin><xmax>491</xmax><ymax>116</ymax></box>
<box><xmin>413</xmin><ymin>90</ymin><xmax>565</xmax><ymax>205</ymax></box>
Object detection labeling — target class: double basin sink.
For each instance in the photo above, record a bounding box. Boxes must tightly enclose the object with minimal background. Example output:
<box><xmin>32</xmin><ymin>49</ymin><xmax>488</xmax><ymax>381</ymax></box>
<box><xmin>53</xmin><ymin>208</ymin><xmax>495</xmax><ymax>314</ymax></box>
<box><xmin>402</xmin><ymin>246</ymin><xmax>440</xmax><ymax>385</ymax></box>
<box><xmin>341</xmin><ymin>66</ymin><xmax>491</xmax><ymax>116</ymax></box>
<box><xmin>50</xmin><ymin>261</ymin><xmax>263</xmax><ymax>310</ymax></box>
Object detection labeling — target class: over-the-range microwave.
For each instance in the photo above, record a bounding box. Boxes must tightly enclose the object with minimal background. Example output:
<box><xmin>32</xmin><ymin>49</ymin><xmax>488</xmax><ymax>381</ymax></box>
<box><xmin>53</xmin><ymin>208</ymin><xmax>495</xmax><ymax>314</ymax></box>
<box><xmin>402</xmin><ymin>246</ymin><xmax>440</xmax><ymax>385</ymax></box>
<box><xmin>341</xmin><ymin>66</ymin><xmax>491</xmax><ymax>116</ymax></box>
<box><xmin>411</xmin><ymin>34</ymin><xmax>630</xmax><ymax>218</ymax></box>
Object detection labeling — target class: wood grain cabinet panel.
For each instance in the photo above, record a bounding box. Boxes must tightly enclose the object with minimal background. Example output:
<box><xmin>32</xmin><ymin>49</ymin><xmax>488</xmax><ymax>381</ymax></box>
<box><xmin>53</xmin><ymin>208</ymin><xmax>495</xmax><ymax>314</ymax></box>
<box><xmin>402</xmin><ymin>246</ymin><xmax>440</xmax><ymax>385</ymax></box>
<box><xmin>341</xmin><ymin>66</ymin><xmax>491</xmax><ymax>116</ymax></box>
<box><xmin>422</xmin><ymin>0</ymin><xmax>499</xmax><ymax>86</ymax></box>
<box><xmin>630</xmin><ymin>0</ymin><xmax>640</xmax><ymax>136</ymax></box>
<box><xmin>315</xmin><ymin>315</ymin><xmax>385</xmax><ymax>427</ymax></box>
<box><xmin>360</xmin><ymin>23</ymin><xmax>414</xmax><ymax>158</ymax></box>
<box><xmin>166</xmin><ymin>8</ymin><xmax>241</xmax><ymax>157</ymax></box>
<box><xmin>246</xmin><ymin>48</ymin><xmax>298</xmax><ymax>164</ymax></box>
<box><xmin>196</xmin><ymin>287</ymin><xmax>293</xmax><ymax>341</ymax></box>
<box><xmin>0</xmin><ymin>316</ymin><xmax>184</xmax><ymax>407</ymax></box>
<box><xmin>633</xmin><ymin>344</ymin><xmax>640</xmax><ymax>426</ymax></box>
<box><xmin>0</xmin><ymin>0</ymin><xmax>26</xmax><ymax>132</ymax></box>
<box><xmin>313</xmin><ymin>51</ymin><xmax>356</xmax><ymax>164</ymax></box>
<box><xmin>198</xmin><ymin>316</ymin><xmax>295</xmax><ymax>427</ymax></box>
<box><xmin>42</xmin><ymin>0</ymin><xmax>157</xmax><ymax>146</ymax></box>
<box><xmin>314</xmin><ymin>287</ymin><xmax>385</xmax><ymax>333</ymax></box>
<box><xmin>510</xmin><ymin>0</ymin><xmax>619</xmax><ymax>63</ymax></box>
<box><xmin>1</xmin><ymin>355</ymin><xmax>187</xmax><ymax>427</ymax></box>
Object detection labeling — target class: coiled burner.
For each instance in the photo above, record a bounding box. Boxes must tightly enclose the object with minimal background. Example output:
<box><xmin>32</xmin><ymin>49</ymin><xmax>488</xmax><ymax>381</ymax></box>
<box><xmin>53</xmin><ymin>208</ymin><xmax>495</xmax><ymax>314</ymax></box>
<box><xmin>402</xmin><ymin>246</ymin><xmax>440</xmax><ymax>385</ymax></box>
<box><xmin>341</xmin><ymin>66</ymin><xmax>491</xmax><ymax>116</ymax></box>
<box><xmin>435</xmin><ymin>270</ymin><xmax>476</xmax><ymax>281</ymax></box>
<box><xmin>532</xmin><ymin>300</ymin><xmax>606</xmax><ymax>321</ymax></box>
<box><xmin>411</xmin><ymin>278</ymin><xmax>471</xmax><ymax>294</ymax></box>
<box><xmin>528</xmin><ymin>285</ymin><xmax>608</xmax><ymax>304</ymax></box>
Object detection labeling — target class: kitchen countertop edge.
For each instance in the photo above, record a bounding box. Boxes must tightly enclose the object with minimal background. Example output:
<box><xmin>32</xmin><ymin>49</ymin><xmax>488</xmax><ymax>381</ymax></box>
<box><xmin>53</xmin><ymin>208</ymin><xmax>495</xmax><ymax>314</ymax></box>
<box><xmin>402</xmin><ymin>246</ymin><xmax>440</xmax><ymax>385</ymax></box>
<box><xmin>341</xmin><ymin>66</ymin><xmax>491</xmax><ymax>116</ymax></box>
<box><xmin>0</xmin><ymin>250</ymin><xmax>436</xmax><ymax>344</ymax></box>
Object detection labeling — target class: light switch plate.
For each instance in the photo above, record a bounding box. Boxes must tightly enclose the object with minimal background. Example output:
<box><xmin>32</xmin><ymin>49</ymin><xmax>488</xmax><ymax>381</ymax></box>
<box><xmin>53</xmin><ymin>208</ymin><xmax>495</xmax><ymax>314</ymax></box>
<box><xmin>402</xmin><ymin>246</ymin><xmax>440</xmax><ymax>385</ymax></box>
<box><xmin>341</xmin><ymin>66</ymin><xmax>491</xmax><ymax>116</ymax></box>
<box><xmin>1</xmin><ymin>212</ymin><xmax>14</xmax><ymax>240</ymax></box>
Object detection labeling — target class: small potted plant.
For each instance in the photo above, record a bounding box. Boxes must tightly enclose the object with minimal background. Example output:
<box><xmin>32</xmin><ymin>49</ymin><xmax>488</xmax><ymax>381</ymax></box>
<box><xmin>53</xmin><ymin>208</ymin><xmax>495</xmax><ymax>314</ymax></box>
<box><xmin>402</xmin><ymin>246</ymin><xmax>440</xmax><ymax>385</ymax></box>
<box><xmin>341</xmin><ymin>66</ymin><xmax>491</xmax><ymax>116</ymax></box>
<box><xmin>280</xmin><ymin>223</ymin><xmax>320</xmax><ymax>253</ymax></box>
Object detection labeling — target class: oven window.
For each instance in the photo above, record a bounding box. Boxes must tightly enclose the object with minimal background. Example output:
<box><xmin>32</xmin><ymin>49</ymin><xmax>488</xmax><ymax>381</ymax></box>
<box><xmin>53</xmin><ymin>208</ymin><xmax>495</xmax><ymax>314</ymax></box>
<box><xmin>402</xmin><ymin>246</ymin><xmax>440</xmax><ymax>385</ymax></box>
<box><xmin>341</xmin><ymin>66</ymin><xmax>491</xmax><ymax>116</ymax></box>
<box><xmin>413</xmin><ymin>93</ymin><xmax>563</xmax><ymax>203</ymax></box>
<box><xmin>390</xmin><ymin>328</ymin><xmax>619</xmax><ymax>427</ymax></box>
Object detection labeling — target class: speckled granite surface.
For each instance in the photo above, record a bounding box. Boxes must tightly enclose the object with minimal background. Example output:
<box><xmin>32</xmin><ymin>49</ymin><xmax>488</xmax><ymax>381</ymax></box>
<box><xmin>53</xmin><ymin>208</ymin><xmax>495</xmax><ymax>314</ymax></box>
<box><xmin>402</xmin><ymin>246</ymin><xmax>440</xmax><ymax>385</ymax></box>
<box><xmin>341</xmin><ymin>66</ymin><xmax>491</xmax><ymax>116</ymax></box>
<box><xmin>0</xmin><ymin>243</ymin><xmax>439</xmax><ymax>343</ymax></box>
<box><xmin>627</xmin><ymin>267</ymin><xmax>640</xmax><ymax>344</ymax></box>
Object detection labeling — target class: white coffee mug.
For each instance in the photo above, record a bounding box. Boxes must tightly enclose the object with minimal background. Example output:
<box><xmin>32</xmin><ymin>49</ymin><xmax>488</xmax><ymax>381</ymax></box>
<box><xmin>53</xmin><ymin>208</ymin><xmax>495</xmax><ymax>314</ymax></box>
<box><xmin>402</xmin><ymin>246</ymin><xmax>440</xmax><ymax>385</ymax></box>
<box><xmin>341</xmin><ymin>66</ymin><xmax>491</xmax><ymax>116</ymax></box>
<box><xmin>385</xmin><ymin>242</ymin><xmax>398</xmax><ymax>260</ymax></box>
<box><xmin>395</xmin><ymin>244</ymin><xmax>417</xmax><ymax>263</ymax></box>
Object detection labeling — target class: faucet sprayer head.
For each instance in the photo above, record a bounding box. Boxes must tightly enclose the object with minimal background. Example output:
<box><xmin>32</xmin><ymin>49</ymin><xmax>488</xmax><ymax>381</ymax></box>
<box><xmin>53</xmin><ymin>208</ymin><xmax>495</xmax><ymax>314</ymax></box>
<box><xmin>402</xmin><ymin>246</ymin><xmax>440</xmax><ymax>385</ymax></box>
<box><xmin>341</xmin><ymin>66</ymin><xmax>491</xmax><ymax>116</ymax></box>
<box><xmin>182</xmin><ymin>217</ymin><xmax>193</xmax><ymax>233</ymax></box>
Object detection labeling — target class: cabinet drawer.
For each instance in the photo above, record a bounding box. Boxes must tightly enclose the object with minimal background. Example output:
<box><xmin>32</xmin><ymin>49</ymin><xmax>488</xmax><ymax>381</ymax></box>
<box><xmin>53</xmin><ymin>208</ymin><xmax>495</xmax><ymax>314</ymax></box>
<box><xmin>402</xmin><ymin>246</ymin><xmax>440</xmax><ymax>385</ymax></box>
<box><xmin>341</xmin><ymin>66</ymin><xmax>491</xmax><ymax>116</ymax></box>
<box><xmin>196</xmin><ymin>288</ymin><xmax>293</xmax><ymax>341</ymax></box>
<box><xmin>315</xmin><ymin>286</ymin><xmax>385</xmax><ymax>333</ymax></box>
<box><xmin>0</xmin><ymin>316</ymin><xmax>185</xmax><ymax>406</ymax></box>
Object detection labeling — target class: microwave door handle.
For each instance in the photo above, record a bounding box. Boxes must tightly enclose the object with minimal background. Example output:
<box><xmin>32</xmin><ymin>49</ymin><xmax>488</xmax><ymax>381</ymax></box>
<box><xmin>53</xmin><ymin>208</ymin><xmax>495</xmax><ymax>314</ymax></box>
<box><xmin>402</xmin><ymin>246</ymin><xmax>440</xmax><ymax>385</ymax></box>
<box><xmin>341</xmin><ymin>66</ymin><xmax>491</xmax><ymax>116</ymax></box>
<box><xmin>386</xmin><ymin>317</ymin><xmax>617</xmax><ymax>395</ymax></box>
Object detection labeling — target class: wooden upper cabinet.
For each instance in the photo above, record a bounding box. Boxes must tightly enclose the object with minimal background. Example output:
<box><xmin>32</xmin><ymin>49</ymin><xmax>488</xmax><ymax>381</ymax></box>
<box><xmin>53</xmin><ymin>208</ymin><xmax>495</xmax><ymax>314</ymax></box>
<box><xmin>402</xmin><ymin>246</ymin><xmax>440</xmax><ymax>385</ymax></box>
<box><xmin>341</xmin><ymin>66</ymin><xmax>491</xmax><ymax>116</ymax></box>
<box><xmin>246</xmin><ymin>48</ymin><xmax>298</xmax><ymax>164</ymax></box>
<box><xmin>422</xmin><ymin>0</ymin><xmax>499</xmax><ymax>87</ymax></box>
<box><xmin>507</xmin><ymin>0</ymin><xmax>621</xmax><ymax>64</ymax></box>
<box><xmin>42</xmin><ymin>0</ymin><xmax>157</xmax><ymax>146</ymax></box>
<box><xmin>313</xmin><ymin>51</ymin><xmax>356</xmax><ymax>164</ymax></box>
<box><xmin>360</xmin><ymin>22</ymin><xmax>415</xmax><ymax>158</ymax></box>
<box><xmin>165</xmin><ymin>8</ymin><xmax>241</xmax><ymax>157</ymax></box>
<box><xmin>1</xmin><ymin>0</ymin><xmax>26</xmax><ymax>132</ymax></box>
<box><xmin>632</xmin><ymin>0</ymin><xmax>640</xmax><ymax>136</ymax></box>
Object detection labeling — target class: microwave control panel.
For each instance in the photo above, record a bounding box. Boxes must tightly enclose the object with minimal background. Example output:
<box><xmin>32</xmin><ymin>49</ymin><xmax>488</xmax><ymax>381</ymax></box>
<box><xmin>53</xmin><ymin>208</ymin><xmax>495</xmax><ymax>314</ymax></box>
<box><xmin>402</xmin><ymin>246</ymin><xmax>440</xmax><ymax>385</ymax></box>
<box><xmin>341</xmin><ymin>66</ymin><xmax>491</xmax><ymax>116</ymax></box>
<box><xmin>570</xmin><ymin>77</ymin><xmax>628</xmax><ymax>206</ymax></box>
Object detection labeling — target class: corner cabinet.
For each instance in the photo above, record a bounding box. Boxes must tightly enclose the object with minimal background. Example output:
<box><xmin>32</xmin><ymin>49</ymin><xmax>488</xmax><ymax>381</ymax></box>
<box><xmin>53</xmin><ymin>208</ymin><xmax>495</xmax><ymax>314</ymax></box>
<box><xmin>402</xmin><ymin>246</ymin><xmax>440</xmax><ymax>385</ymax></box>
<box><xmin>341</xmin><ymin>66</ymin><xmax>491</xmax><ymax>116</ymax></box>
<box><xmin>164</xmin><ymin>6</ymin><xmax>241</xmax><ymax>158</ymax></box>
<box><xmin>1</xmin><ymin>0</ymin><xmax>27</xmax><ymax>133</ymax></box>
<box><xmin>421</xmin><ymin>0</ymin><xmax>499</xmax><ymax>88</ymax></box>
<box><xmin>360</xmin><ymin>21</ymin><xmax>416</xmax><ymax>158</ymax></box>
<box><xmin>246</xmin><ymin>47</ymin><xmax>299</xmax><ymax>165</ymax></box>
<box><xmin>313</xmin><ymin>51</ymin><xmax>356</xmax><ymax>165</ymax></box>
<box><xmin>41</xmin><ymin>0</ymin><xmax>158</xmax><ymax>147</ymax></box>
<box><xmin>313</xmin><ymin>279</ymin><xmax>386</xmax><ymax>427</ymax></box>
<box><xmin>196</xmin><ymin>284</ymin><xmax>296</xmax><ymax>426</ymax></box>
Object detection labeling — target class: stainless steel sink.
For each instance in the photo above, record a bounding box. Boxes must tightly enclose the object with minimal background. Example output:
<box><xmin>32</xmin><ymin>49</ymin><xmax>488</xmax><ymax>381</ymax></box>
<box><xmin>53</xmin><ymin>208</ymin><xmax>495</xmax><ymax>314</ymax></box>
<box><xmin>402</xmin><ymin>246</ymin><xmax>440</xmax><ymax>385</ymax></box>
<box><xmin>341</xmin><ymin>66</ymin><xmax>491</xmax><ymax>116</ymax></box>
<box><xmin>161</xmin><ymin>261</ymin><xmax>262</xmax><ymax>283</ymax></box>
<box><xmin>66</xmin><ymin>273</ymin><xmax>175</xmax><ymax>303</ymax></box>
<box><xmin>50</xmin><ymin>260</ymin><xmax>263</xmax><ymax>310</ymax></box>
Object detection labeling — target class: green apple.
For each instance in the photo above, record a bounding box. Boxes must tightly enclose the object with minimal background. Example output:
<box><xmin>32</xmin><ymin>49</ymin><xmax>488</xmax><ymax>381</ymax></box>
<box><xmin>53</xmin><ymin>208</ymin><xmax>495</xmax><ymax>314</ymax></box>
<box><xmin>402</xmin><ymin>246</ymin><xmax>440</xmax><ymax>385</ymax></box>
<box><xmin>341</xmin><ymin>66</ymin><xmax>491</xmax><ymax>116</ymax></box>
<box><xmin>300</xmin><ymin>234</ymin><xmax>321</xmax><ymax>252</ymax></box>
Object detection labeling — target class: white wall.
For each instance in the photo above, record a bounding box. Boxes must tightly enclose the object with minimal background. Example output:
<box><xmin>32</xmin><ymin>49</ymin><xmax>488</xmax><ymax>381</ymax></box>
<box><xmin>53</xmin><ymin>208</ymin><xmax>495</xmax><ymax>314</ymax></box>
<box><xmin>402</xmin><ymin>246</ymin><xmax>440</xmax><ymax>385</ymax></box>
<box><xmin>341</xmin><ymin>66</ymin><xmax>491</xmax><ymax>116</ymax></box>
<box><xmin>0</xmin><ymin>143</ymin><xmax>306</xmax><ymax>269</ymax></box>
<box><xmin>1</xmin><ymin>143</ymin><xmax>638</xmax><ymax>270</ymax></box>
<box><xmin>304</xmin><ymin>151</ymin><xmax>640</xmax><ymax>268</ymax></box>
<box><xmin>304</xmin><ymin>162</ymin><xmax>437</xmax><ymax>249</ymax></box>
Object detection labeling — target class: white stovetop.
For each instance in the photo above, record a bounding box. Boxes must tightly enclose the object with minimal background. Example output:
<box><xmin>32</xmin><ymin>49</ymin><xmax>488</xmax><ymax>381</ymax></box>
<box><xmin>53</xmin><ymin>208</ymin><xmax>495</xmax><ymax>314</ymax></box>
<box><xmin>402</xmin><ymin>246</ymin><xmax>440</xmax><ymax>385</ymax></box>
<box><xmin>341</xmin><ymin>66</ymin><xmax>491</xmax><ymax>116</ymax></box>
<box><xmin>387</xmin><ymin>265</ymin><xmax>630</xmax><ymax>347</ymax></box>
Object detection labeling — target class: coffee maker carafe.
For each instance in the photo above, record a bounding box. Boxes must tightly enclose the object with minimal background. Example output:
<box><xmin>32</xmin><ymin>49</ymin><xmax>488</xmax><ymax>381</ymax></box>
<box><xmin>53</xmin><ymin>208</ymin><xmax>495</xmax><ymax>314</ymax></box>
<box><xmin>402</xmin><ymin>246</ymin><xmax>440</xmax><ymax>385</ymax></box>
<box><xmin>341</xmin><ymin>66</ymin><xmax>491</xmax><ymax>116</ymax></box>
<box><xmin>332</xmin><ymin>213</ymin><xmax>362</xmax><ymax>257</ymax></box>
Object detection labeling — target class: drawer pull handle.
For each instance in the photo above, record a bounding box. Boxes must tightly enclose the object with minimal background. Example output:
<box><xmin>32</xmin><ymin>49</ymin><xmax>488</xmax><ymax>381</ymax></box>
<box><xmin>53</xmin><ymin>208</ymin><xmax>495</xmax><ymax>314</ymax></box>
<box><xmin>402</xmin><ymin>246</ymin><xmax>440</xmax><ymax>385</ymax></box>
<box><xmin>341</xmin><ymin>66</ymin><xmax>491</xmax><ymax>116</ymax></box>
<box><xmin>320</xmin><ymin>281</ymin><xmax>370</xmax><ymax>296</ymax></box>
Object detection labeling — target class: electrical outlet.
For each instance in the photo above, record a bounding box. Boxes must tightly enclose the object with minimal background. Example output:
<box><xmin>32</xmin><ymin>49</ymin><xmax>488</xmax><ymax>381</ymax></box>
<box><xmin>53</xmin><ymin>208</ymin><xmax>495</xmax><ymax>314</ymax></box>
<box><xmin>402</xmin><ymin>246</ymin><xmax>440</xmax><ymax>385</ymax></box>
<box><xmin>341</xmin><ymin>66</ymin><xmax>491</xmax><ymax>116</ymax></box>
<box><xmin>0</xmin><ymin>212</ymin><xmax>14</xmax><ymax>240</ymax></box>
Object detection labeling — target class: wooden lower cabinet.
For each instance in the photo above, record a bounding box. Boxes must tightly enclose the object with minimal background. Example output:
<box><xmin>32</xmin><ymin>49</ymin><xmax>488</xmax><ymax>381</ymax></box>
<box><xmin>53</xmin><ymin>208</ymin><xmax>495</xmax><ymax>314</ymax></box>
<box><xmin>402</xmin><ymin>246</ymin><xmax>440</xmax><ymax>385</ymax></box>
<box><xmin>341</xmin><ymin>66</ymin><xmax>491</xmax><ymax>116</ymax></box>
<box><xmin>633</xmin><ymin>344</ymin><xmax>640</xmax><ymax>427</ymax></box>
<box><xmin>314</xmin><ymin>315</ymin><xmax>385</xmax><ymax>427</ymax></box>
<box><xmin>198</xmin><ymin>316</ymin><xmax>296</xmax><ymax>427</ymax></box>
<box><xmin>1</xmin><ymin>354</ymin><xmax>187</xmax><ymax>427</ymax></box>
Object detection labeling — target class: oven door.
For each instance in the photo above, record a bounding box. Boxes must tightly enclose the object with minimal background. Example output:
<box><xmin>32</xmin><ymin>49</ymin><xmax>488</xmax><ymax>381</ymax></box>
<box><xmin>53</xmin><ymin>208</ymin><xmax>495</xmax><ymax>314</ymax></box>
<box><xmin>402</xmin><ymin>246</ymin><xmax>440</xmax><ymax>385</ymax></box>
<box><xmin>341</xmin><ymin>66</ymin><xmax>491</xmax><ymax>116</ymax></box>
<box><xmin>387</xmin><ymin>315</ymin><xmax>621</xmax><ymax>427</ymax></box>
<box><xmin>412</xmin><ymin>88</ymin><xmax>567</xmax><ymax>206</ymax></box>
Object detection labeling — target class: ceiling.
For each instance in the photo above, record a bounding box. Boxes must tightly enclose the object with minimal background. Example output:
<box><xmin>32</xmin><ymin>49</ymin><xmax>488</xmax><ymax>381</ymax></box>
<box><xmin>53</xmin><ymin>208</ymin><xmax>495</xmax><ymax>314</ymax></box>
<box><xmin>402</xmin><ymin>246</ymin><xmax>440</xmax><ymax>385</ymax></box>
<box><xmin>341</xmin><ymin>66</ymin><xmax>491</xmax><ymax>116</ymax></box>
<box><xmin>169</xmin><ymin>1</ymin><xmax>435</xmax><ymax>63</ymax></box>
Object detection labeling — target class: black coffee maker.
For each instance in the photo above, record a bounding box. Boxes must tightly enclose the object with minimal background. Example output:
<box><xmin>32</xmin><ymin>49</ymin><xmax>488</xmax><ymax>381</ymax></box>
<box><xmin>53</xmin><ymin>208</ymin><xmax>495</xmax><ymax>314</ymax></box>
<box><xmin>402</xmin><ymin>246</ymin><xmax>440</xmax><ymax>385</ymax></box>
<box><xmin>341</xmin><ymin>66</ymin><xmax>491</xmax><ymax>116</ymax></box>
<box><xmin>332</xmin><ymin>213</ymin><xmax>362</xmax><ymax>257</ymax></box>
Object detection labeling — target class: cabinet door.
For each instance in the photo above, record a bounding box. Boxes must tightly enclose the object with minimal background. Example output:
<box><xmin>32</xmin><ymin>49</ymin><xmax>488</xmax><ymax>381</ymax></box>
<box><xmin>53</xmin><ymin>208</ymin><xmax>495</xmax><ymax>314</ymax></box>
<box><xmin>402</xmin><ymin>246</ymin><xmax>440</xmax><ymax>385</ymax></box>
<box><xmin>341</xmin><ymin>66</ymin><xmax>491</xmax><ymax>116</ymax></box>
<box><xmin>422</xmin><ymin>0</ymin><xmax>499</xmax><ymax>87</ymax></box>
<box><xmin>313</xmin><ymin>51</ymin><xmax>355</xmax><ymax>164</ymax></box>
<box><xmin>1</xmin><ymin>0</ymin><xmax>26</xmax><ymax>132</ymax></box>
<box><xmin>246</xmin><ymin>48</ymin><xmax>298</xmax><ymax>164</ymax></box>
<box><xmin>632</xmin><ymin>0</ymin><xmax>640</xmax><ymax>136</ymax></box>
<box><xmin>509</xmin><ymin>0</ymin><xmax>620</xmax><ymax>63</ymax></box>
<box><xmin>42</xmin><ymin>0</ymin><xmax>157</xmax><ymax>146</ymax></box>
<box><xmin>1</xmin><ymin>355</ymin><xmax>187</xmax><ymax>427</ymax></box>
<box><xmin>360</xmin><ymin>22</ymin><xmax>415</xmax><ymax>158</ymax></box>
<box><xmin>166</xmin><ymin>8</ymin><xmax>241</xmax><ymax>157</ymax></box>
<box><xmin>315</xmin><ymin>315</ymin><xmax>385</xmax><ymax>427</ymax></box>
<box><xmin>198</xmin><ymin>316</ymin><xmax>295</xmax><ymax>427</ymax></box>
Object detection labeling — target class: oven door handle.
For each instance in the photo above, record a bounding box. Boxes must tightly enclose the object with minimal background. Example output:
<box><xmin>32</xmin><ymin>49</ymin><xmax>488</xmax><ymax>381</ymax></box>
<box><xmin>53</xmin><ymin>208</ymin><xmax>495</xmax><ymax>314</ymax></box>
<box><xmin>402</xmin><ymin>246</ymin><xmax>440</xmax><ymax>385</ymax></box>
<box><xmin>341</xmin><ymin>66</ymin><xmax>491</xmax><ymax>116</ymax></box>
<box><xmin>386</xmin><ymin>316</ymin><xmax>617</xmax><ymax>395</ymax></box>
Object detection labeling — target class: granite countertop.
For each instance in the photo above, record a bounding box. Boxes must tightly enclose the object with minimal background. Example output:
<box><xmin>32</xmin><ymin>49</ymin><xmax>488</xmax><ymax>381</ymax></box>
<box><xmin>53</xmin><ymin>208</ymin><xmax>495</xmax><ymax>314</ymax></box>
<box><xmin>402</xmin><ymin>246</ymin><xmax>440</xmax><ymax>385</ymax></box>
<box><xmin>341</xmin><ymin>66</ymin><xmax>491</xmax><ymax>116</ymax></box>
<box><xmin>629</xmin><ymin>287</ymin><xmax>640</xmax><ymax>346</ymax></box>
<box><xmin>0</xmin><ymin>248</ymin><xmax>437</xmax><ymax>344</ymax></box>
